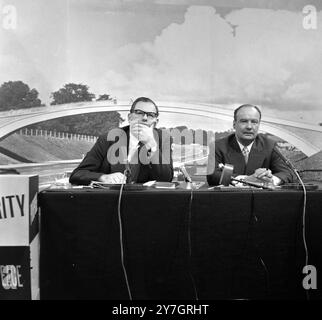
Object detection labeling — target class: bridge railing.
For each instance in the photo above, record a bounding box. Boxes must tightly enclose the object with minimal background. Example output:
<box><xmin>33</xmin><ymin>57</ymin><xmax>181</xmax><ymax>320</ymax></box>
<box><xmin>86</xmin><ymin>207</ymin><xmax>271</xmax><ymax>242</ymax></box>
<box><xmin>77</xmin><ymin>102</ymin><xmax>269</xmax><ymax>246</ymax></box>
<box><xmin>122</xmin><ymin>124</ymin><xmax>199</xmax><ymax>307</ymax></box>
<box><xmin>18</xmin><ymin>128</ymin><xmax>98</xmax><ymax>143</ymax></box>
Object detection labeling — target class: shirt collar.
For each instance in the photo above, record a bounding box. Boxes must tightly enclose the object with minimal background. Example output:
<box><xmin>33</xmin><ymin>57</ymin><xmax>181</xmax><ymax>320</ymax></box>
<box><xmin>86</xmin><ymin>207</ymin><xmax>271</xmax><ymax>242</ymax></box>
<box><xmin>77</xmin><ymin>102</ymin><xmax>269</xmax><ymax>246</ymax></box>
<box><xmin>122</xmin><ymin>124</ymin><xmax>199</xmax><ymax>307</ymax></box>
<box><xmin>236</xmin><ymin>138</ymin><xmax>254</xmax><ymax>153</ymax></box>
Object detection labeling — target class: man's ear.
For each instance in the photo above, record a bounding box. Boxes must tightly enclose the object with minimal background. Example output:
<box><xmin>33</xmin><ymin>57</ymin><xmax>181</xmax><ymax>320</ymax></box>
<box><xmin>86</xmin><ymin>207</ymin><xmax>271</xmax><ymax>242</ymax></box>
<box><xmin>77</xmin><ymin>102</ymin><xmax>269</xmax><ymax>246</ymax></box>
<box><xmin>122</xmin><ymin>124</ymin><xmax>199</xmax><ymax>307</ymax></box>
<box><xmin>233</xmin><ymin>120</ymin><xmax>236</xmax><ymax>130</ymax></box>
<box><xmin>152</xmin><ymin>118</ymin><xmax>159</xmax><ymax>127</ymax></box>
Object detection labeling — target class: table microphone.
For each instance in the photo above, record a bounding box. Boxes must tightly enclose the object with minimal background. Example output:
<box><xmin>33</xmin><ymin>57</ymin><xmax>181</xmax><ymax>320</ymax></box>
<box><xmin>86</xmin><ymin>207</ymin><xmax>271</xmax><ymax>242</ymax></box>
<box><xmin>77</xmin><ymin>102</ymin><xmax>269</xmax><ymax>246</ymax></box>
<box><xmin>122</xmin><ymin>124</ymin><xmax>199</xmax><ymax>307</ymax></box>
<box><xmin>231</xmin><ymin>177</ymin><xmax>275</xmax><ymax>190</ymax></box>
<box><xmin>273</xmin><ymin>146</ymin><xmax>307</xmax><ymax>188</ymax></box>
<box><xmin>179</xmin><ymin>165</ymin><xmax>193</xmax><ymax>183</ymax></box>
<box><xmin>218</xmin><ymin>163</ymin><xmax>233</xmax><ymax>186</ymax></box>
<box><xmin>273</xmin><ymin>146</ymin><xmax>297</xmax><ymax>174</ymax></box>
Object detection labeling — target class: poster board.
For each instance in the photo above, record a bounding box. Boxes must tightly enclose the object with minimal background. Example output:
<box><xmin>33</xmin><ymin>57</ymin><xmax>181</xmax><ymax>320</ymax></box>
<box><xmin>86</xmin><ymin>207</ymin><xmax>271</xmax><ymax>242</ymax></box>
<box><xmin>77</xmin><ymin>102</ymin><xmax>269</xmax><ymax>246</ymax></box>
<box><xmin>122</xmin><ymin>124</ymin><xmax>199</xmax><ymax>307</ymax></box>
<box><xmin>0</xmin><ymin>175</ymin><xmax>39</xmax><ymax>300</ymax></box>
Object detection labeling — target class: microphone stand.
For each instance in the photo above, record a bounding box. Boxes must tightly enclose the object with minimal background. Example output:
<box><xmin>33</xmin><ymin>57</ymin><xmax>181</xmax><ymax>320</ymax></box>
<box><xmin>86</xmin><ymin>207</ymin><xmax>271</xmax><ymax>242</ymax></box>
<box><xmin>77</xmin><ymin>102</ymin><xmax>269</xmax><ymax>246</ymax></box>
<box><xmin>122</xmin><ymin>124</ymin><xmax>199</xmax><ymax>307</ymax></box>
<box><xmin>124</xmin><ymin>161</ymin><xmax>132</xmax><ymax>184</ymax></box>
<box><xmin>179</xmin><ymin>165</ymin><xmax>193</xmax><ymax>189</ymax></box>
<box><xmin>273</xmin><ymin>147</ymin><xmax>305</xmax><ymax>186</ymax></box>
<box><xmin>273</xmin><ymin>147</ymin><xmax>310</xmax><ymax>300</ymax></box>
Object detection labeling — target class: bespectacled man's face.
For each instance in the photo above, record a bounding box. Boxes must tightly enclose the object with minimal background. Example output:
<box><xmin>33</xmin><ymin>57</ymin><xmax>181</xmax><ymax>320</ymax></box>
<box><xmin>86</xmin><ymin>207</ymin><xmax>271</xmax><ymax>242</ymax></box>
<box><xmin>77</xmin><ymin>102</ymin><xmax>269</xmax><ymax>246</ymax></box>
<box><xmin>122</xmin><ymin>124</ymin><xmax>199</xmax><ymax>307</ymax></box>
<box><xmin>233</xmin><ymin>107</ymin><xmax>260</xmax><ymax>146</ymax></box>
<box><xmin>128</xmin><ymin>101</ymin><xmax>159</xmax><ymax>127</ymax></box>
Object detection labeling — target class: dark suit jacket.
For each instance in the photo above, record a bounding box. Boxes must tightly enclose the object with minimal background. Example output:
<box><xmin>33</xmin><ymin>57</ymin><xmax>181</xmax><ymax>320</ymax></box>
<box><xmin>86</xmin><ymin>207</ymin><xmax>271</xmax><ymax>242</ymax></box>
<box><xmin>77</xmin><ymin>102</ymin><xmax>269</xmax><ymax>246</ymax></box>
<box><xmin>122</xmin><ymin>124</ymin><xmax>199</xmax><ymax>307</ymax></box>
<box><xmin>207</xmin><ymin>133</ymin><xmax>294</xmax><ymax>186</ymax></box>
<box><xmin>69</xmin><ymin>126</ymin><xmax>173</xmax><ymax>185</ymax></box>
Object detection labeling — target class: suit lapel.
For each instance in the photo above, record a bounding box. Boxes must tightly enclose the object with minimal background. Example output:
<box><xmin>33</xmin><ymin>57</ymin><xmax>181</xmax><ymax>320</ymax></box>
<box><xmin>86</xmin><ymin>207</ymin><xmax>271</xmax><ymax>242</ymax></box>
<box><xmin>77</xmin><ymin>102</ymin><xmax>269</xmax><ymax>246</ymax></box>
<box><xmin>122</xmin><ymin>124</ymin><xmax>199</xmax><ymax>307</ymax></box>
<box><xmin>227</xmin><ymin>136</ymin><xmax>246</xmax><ymax>175</ymax></box>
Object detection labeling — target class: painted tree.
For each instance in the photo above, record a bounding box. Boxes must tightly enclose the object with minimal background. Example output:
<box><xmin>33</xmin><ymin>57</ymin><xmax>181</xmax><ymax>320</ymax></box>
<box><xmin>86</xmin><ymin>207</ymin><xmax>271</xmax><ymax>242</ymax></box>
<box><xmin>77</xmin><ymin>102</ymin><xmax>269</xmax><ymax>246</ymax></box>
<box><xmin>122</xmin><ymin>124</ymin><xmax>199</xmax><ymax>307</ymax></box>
<box><xmin>32</xmin><ymin>83</ymin><xmax>123</xmax><ymax>134</ymax></box>
<box><xmin>50</xmin><ymin>83</ymin><xmax>95</xmax><ymax>105</ymax></box>
<box><xmin>0</xmin><ymin>81</ymin><xmax>42</xmax><ymax>111</ymax></box>
<box><xmin>97</xmin><ymin>94</ymin><xmax>112</xmax><ymax>101</ymax></box>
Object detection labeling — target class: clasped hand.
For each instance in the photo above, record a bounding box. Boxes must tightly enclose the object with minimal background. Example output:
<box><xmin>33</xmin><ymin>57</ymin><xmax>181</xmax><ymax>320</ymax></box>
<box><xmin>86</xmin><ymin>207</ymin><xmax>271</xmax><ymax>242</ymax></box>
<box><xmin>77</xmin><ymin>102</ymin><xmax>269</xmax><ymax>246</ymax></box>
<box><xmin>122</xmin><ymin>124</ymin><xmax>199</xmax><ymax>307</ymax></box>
<box><xmin>253</xmin><ymin>168</ymin><xmax>273</xmax><ymax>183</ymax></box>
<box><xmin>233</xmin><ymin>168</ymin><xmax>273</xmax><ymax>187</ymax></box>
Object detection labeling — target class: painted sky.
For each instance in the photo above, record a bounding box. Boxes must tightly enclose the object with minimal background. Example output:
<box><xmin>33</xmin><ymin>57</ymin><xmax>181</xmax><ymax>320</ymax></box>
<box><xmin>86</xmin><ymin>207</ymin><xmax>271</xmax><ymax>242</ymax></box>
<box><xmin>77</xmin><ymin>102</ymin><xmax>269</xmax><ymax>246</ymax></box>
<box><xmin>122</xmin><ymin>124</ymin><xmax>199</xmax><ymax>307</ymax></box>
<box><xmin>1</xmin><ymin>0</ymin><xmax>322</xmax><ymax>126</ymax></box>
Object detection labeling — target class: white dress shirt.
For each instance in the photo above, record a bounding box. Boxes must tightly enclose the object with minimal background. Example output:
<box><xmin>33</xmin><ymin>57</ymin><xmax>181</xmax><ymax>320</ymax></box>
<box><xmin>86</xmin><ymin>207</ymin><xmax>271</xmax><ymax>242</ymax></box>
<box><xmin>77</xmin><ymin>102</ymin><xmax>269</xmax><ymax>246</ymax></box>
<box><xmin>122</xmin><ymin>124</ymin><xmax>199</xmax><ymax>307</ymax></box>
<box><xmin>236</xmin><ymin>140</ymin><xmax>254</xmax><ymax>155</ymax></box>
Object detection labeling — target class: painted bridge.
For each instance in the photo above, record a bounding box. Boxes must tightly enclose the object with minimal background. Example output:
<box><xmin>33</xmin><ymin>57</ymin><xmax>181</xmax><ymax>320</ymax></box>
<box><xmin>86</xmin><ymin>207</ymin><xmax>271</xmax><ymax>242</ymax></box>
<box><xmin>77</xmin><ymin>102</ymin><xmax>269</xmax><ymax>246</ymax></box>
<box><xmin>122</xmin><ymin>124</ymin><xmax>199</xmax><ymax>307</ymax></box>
<box><xmin>1</xmin><ymin>101</ymin><xmax>322</xmax><ymax>156</ymax></box>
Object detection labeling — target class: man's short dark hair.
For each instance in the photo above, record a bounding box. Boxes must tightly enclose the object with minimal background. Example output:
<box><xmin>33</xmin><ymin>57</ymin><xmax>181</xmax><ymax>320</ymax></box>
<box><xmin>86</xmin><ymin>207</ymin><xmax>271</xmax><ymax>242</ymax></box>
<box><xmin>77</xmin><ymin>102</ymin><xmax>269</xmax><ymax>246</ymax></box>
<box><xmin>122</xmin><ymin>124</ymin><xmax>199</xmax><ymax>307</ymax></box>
<box><xmin>130</xmin><ymin>97</ymin><xmax>159</xmax><ymax>116</ymax></box>
<box><xmin>234</xmin><ymin>104</ymin><xmax>262</xmax><ymax>121</ymax></box>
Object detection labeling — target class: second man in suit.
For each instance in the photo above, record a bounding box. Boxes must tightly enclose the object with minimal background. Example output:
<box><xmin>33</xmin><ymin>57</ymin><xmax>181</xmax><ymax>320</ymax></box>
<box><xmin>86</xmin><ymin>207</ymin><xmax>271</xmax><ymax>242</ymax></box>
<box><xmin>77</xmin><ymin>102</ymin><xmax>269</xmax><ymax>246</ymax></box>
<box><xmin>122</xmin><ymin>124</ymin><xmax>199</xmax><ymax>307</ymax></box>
<box><xmin>207</xmin><ymin>104</ymin><xmax>293</xmax><ymax>186</ymax></box>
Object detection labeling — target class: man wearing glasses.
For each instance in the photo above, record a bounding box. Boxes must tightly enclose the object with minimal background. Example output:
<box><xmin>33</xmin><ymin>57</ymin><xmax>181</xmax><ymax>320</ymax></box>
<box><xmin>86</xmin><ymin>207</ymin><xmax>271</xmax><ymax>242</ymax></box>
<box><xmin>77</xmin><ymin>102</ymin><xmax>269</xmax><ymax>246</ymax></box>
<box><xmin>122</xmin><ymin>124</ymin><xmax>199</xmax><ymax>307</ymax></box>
<box><xmin>69</xmin><ymin>97</ymin><xmax>173</xmax><ymax>185</ymax></box>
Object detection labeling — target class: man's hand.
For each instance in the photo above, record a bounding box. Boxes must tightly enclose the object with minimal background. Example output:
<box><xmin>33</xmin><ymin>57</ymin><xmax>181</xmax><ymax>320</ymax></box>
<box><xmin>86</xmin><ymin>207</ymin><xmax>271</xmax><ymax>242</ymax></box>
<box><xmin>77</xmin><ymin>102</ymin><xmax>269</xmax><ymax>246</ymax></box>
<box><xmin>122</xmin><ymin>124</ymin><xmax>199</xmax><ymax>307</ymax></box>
<box><xmin>130</xmin><ymin>122</ymin><xmax>157</xmax><ymax>150</ymax></box>
<box><xmin>98</xmin><ymin>172</ymin><xmax>126</xmax><ymax>184</ymax></box>
<box><xmin>253</xmin><ymin>168</ymin><xmax>273</xmax><ymax>183</ymax></box>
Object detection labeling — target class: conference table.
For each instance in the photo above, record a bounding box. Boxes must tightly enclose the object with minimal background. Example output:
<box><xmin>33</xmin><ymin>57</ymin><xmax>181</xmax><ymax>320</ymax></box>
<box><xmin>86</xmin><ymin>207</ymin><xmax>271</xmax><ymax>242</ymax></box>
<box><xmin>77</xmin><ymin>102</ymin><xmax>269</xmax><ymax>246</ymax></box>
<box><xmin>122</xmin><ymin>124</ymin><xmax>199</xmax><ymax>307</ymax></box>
<box><xmin>38</xmin><ymin>185</ymin><xmax>322</xmax><ymax>300</ymax></box>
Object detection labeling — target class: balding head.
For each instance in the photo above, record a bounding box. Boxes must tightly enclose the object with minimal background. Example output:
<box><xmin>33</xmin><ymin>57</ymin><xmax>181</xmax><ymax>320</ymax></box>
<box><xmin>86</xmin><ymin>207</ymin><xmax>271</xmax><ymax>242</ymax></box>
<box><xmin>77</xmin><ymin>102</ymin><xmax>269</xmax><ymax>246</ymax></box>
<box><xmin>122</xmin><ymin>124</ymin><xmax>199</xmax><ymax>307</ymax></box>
<box><xmin>234</xmin><ymin>104</ymin><xmax>261</xmax><ymax>121</ymax></box>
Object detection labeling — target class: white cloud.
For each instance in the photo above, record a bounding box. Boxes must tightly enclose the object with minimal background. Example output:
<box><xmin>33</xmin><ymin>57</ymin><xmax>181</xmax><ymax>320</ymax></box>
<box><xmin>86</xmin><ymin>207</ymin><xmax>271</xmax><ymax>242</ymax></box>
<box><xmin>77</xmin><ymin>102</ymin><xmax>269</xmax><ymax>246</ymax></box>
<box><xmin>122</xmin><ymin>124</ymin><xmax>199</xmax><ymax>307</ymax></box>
<box><xmin>92</xmin><ymin>5</ymin><xmax>322</xmax><ymax>120</ymax></box>
<box><xmin>1</xmin><ymin>3</ymin><xmax>322</xmax><ymax>124</ymax></box>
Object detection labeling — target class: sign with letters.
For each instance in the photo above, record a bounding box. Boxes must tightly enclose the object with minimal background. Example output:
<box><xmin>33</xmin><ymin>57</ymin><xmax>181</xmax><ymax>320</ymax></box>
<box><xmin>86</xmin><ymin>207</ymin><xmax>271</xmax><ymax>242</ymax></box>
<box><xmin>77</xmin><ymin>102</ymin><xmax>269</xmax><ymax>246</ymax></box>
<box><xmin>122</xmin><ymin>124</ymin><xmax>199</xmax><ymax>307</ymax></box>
<box><xmin>0</xmin><ymin>175</ymin><xmax>39</xmax><ymax>300</ymax></box>
<box><xmin>0</xmin><ymin>247</ymin><xmax>31</xmax><ymax>300</ymax></box>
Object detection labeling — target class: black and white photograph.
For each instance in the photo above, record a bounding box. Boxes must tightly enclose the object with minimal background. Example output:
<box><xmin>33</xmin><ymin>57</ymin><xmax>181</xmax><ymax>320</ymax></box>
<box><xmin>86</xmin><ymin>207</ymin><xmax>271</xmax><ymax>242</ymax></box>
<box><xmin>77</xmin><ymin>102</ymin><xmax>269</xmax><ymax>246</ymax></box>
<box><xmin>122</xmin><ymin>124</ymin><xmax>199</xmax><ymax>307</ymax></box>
<box><xmin>0</xmin><ymin>0</ymin><xmax>321</xmax><ymax>306</ymax></box>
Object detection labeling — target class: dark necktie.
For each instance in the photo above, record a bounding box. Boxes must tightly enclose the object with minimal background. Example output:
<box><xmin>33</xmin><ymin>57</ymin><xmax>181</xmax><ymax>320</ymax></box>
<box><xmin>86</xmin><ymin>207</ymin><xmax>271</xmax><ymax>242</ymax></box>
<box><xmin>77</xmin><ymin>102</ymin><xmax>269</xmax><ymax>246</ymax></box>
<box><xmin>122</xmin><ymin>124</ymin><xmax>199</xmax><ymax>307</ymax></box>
<box><xmin>128</xmin><ymin>142</ymin><xmax>144</xmax><ymax>183</ymax></box>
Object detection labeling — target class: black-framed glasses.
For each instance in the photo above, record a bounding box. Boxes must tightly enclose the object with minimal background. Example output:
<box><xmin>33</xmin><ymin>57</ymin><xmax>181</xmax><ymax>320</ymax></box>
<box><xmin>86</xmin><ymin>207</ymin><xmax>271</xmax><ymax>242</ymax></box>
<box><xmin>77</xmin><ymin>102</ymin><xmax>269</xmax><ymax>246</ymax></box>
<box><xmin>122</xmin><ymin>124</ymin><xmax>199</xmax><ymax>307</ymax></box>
<box><xmin>132</xmin><ymin>109</ymin><xmax>158</xmax><ymax>119</ymax></box>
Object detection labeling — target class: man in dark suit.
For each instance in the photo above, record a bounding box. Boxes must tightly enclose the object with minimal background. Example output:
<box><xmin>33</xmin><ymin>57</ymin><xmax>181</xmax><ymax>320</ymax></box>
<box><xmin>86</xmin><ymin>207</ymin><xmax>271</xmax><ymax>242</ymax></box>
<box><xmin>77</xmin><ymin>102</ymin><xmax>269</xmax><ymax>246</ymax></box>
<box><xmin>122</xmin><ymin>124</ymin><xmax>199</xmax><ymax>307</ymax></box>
<box><xmin>207</xmin><ymin>104</ymin><xmax>293</xmax><ymax>186</ymax></box>
<box><xmin>69</xmin><ymin>97</ymin><xmax>173</xmax><ymax>185</ymax></box>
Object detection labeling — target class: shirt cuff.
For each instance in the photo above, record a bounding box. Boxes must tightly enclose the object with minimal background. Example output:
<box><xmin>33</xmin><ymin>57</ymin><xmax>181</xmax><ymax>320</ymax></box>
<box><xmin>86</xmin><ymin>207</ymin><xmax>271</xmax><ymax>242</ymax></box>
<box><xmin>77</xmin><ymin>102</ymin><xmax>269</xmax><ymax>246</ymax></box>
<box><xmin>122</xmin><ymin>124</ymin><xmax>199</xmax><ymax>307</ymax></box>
<box><xmin>272</xmin><ymin>175</ymin><xmax>282</xmax><ymax>186</ymax></box>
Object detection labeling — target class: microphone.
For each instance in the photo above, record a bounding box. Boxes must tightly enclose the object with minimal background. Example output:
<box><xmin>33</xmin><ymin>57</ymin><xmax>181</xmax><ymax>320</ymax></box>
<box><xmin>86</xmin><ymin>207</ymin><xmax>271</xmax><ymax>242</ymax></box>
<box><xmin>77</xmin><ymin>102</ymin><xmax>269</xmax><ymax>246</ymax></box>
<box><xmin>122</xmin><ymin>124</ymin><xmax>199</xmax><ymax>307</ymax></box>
<box><xmin>273</xmin><ymin>146</ymin><xmax>304</xmax><ymax>186</ymax></box>
<box><xmin>218</xmin><ymin>163</ymin><xmax>233</xmax><ymax>186</ymax></box>
<box><xmin>273</xmin><ymin>146</ymin><xmax>297</xmax><ymax>173</ymax></box>
<box><xmin>231</xmin><ymin>177</ymin><xmax>275</xmax><ymax>190</ymax></box>
<box><xmin>179</xmin><ymin>165</ymin><xmax>192</xmax><ymax>183</ymax></box>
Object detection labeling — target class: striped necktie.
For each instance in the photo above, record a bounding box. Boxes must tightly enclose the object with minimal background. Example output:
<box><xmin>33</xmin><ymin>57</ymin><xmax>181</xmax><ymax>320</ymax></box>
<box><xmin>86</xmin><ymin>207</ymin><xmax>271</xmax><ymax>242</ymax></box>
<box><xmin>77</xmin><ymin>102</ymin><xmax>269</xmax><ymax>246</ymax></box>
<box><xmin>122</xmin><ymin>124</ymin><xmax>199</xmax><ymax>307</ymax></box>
<box><xmin>242</xmin><ymin>146</ymin><xmax>249</xmax><ymax>164</ymax></box>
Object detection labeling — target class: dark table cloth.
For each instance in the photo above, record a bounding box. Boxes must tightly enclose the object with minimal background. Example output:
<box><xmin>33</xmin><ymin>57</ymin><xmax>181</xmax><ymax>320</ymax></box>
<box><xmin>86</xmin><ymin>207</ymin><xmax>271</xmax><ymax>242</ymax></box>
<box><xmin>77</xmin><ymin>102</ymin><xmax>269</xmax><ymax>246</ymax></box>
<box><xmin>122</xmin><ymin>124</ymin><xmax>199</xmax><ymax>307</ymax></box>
<box><xmin>38</xmin><ymin>188</ymin><xmax>322</xmax><ymax>300</ymax></box>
